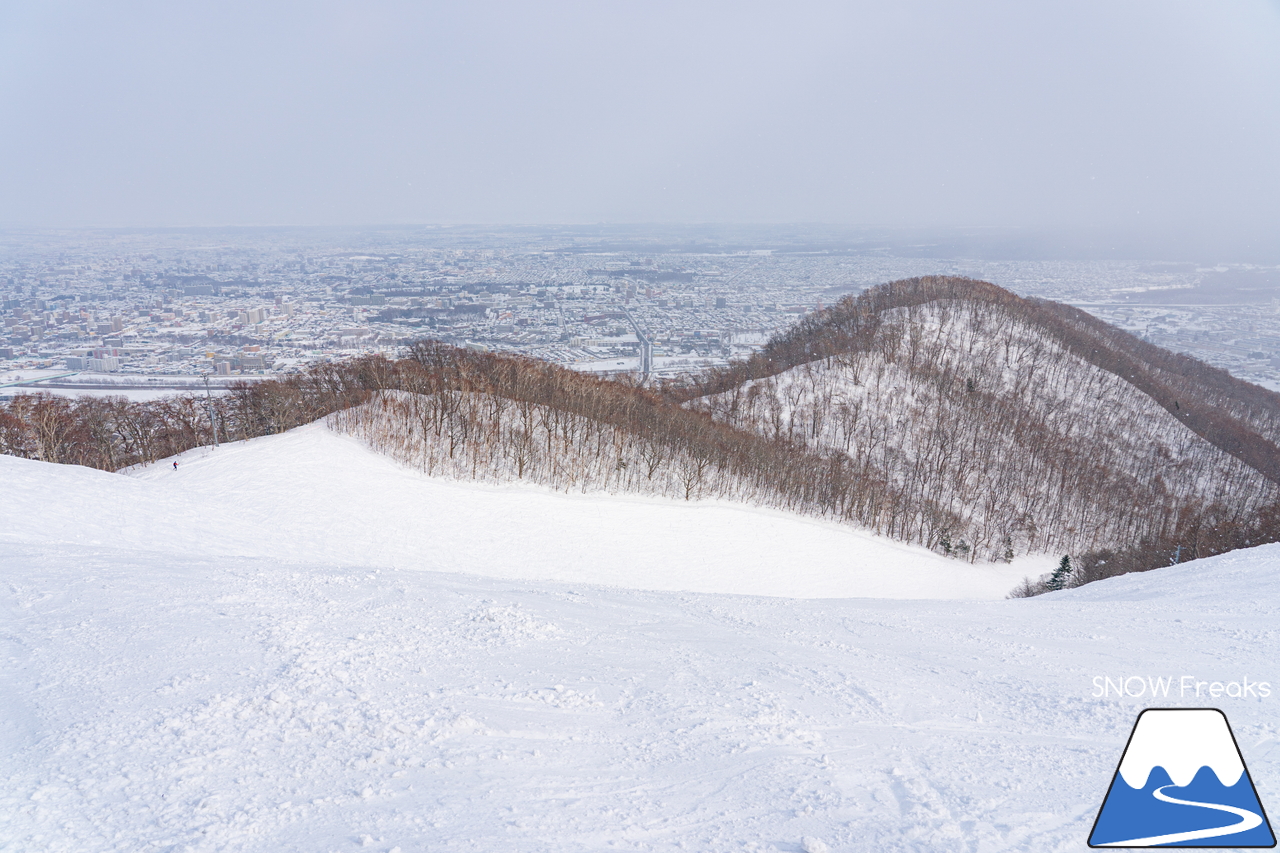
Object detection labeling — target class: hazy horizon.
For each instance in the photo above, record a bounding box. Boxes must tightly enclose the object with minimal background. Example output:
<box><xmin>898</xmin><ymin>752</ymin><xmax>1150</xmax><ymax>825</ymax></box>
<box><xmin>3</xmin><ymin>1</ymin><xmax>1279</xmax><ymax>259</ymax></box>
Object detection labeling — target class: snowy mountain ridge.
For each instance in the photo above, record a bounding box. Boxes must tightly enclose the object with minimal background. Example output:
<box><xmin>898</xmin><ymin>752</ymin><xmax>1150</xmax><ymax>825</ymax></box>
<box><xmin>683</xmin><ymin>276</ymin><xmax>1280</xmax><ymax>576</ymax></box>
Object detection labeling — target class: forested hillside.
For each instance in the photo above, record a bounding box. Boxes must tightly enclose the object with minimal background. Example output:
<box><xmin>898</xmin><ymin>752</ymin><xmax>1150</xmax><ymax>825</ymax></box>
<box><xmin>0</xmin><ymin>345</ymin><xmax>963</xmax><ymax>553</ymax></box>
<box><xmin>328</xmin><ymin>344</ymin><xmax>961</xmax><ymax>539</ymax></box>
<box><xmin>676</xmin><ymin>276</ymin><xmax>1280</xmax><ymax>576</ymax></box>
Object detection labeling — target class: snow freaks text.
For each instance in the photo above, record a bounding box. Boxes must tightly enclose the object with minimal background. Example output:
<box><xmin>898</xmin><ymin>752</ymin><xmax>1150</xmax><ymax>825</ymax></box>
<box><xmin>1092</xmin><ymin>676</ymin><xmax>1272</xmax><ymax>700</ymax></box>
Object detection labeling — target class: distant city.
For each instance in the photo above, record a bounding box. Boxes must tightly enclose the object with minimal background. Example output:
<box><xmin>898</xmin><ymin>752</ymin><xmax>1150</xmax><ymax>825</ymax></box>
<box><xmin>2</xmin><ymin>226</ymin><xmax>1278</xmax><ymax>395</ymax></box>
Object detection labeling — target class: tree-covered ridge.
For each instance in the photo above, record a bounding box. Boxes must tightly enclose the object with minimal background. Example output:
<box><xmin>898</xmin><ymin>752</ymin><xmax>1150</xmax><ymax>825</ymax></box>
<box><xmin>674</xmin><ymin>276</ymin><xmax>1280</xmax><ymax>482</ymax></box>
<box><xmin>0</xmin><ymin>344</ymin><xmax>963</xmax><ymax>553</ymax></box>
<box><xmin>676</xmin><ymin>276</ymin><xmax>1280</xmax><ymax>583</ymax></box>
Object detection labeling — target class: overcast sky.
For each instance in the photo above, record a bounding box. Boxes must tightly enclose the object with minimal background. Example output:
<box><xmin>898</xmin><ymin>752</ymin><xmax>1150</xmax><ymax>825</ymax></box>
<box><xmin>2</xmin><ymin>1</ymin><xmax>1279</xmax><ymax>241</ymax></box>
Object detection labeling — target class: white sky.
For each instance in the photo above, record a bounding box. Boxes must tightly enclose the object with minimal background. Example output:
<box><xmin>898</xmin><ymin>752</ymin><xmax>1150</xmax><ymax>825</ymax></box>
<box><xmin>2</xmin><ymin>1</ymin><xmax>1279</xmax><ymax>241</ymax></box>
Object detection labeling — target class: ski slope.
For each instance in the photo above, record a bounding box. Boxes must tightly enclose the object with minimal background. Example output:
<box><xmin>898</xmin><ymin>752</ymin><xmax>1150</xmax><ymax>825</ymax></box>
<box><xmin>3</xmin><ymin>426</ymin><xmax>1279</xmax><ymax>851</ymax></box>
<box><xmin>4</xmin><ymin>423</ymin><xmax>1037</xmax><ymax>600</ymax></box>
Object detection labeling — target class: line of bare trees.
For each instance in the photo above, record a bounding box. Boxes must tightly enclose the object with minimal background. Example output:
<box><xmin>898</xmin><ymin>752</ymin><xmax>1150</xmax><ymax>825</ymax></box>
<box><xmin>0</xmin><ymin>344</ymin><xmax>970</xmax><ymax>550</ymax></box>
<box><xmin>330</xmin><ymin>341</ymin><xmax>971</xmax><ymax>545</ymax></box>
<box><xmin>0</xmin><ymin>360</ymin><xmax>380</xmax><ymax>469</ymax></box>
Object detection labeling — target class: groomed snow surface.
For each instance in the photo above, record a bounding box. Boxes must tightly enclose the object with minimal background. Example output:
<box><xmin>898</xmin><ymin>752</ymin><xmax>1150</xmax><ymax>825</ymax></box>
<box><xmin>13</xmin><ymin>424</ymin><xmax>1040</xmax><ymax>600</ymax></box>
<box><xmin>3</xmin><ymin>424</ymin><xmax>1279</xmax><ymax>851</ymax></box>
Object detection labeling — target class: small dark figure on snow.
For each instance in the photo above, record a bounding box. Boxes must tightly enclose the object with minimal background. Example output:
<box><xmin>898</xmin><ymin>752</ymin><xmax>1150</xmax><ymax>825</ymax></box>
<box><xmin>173</xmin><ymin>461</ymin><xmax>179</xmax><ymax>470</ymax></box>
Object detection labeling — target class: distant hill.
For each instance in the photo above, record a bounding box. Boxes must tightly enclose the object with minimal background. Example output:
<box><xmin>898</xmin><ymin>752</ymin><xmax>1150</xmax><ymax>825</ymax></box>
<box><xmin>673</xmin><ymin>276</ymin><xmax>1280</xmax><ymax>577</ymax></box>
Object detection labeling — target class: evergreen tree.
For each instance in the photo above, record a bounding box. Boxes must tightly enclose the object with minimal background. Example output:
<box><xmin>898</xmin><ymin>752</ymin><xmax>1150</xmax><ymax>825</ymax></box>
<box><xmin>1047</xmin><ymin>554</ymin><xmax>1073</xmax><ymax>591</ymax></box>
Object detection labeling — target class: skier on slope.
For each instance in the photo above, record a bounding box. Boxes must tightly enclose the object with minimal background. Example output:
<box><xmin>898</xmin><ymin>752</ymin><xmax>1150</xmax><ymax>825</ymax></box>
<box><xmin>173</xmin><ymin>461</ymin><xmax>178</xmax><ymax>470</ymax></box>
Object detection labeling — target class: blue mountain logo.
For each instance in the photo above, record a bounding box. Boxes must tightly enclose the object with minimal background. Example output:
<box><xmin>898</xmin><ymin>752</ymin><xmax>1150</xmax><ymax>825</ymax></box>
<box><xmin>1090</xmin><ymin>708</ymin><xmax>1275</xmax><ymax>847</ymax></box>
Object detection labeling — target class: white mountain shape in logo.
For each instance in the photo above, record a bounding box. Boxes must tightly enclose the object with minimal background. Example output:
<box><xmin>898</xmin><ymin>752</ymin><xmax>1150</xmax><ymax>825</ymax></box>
<box><xmin>1118</xmin><ymin>709</ymin><xmax>1244</xmax><ymax>789</ymax></box>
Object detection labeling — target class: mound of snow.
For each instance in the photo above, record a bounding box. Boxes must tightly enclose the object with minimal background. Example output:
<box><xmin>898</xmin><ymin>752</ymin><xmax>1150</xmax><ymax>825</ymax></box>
<box><xmin>1056</xmin><ymin>542</ymin><xmax>1280</xmax><ymax>604</ymax></box>
<box><xmin>0</xmin><ymin>423</ymin><xmax>1039</xmax><ymax>599</ymax></box>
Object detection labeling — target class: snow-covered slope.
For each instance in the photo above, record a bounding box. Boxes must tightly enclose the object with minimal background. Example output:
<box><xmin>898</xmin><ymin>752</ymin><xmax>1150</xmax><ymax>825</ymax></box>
<box><xmin>3</xmin><ymin>528</ymin><xmax>1279</xmax><ymax>851</ymax></box>
<box><xmin>4</xmin><ymin>428</ymin><xmax>1278</xmax><ymax>852</ymax></box>
<box><xmin>690</xmin><ymin>296</ymin><xmax>1279</xmax><ymax>561</ymax></box>
<box><xmin>1</xmin><ymin>423</ymin><xmax>1035</xmax><ymax>600</ymax></box>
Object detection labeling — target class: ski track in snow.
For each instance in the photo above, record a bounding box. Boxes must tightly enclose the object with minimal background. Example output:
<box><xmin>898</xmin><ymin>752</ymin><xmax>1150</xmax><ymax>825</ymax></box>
<box><xmin>2</xmin><ymin>427</ymin><xmax>1279</xmax><ymax>851</ymax></box>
